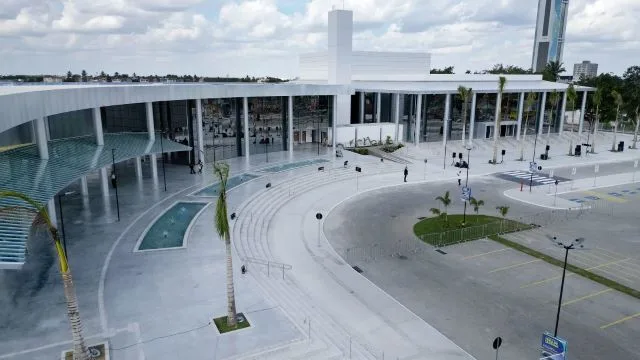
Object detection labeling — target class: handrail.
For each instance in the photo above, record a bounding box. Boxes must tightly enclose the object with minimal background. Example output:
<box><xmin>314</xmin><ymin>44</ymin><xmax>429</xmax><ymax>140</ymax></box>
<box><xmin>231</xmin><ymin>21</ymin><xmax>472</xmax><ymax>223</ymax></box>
<box><xmin>242</xmin><ymin>256</ymin><xmax>292</xmax><ymax>270</ymax></box>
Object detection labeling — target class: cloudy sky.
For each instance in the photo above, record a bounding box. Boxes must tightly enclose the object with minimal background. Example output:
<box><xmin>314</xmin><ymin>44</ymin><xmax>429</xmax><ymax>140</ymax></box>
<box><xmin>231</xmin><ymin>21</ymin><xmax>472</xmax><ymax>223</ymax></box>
<box><xmin>1</xmin><ymin>0</ymin><xmax>638</xmax><ymax>78</ymax></box>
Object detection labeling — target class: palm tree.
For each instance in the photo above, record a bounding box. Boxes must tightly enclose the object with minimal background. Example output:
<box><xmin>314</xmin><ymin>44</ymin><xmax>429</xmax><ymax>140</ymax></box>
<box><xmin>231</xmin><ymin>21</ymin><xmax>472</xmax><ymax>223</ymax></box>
<box><xmin>547</xmin><ymin>90</ymin><xmax>561</xmax><ymax>146</ymax></box>
<box><xmin>611</xmin><ymin>90</ymin><xmax>623</xmax><ymax>151</ymax></box>
<box><xmin>469</xmin><ymin>197</ymin><xmax>485</xmax><ymax>219</ymax></box>
<box><xmin>213</xmin><ymin>162</ymin><xmax>238</xmax><ymax>327</ymax></box>
<box><xmin>491</xmin><ymin>76</ymin><xmax>507</xmax><ymax>164</ymax></box>
<box><xmin>519</xmin><ymin>92</ymin><xmax>537</xmax><ymax>161</ymax></box>
<box><xmin>632</xmin><ymin>105</ymin><xmax>639</xmax><ymax>149</ymax></box>
<box><xmin>0</xmin><ymin>191</ymin><xmax>90</xmax><ymax>359</ymax></box>
<box><xmin>458</xmin><ymin>86</ymin><xmax>472</xmax><ymax>145</ymax></box>
<box><xmin>591</xmin><ymin>88</ymin><xmax>603</xmax><ymax>153</ymax></box>
<box><xmin>496</xmin><ymin>205</ymin><xmax>510</xmax><ymax>219</ymax></box>
<box><xmin>435</xmin><ymin>191</ymin><xmax>452</xmax><ymax>222</ymax></box>
<box><xmin>565</xmin><ymin>85</ymin><xmax>577</xmax><ymax>155</ymax></box>
<box><xmin>543</xmin><ymin>61</ymin><xmax>566</xmax><ymax>82</ymax></box>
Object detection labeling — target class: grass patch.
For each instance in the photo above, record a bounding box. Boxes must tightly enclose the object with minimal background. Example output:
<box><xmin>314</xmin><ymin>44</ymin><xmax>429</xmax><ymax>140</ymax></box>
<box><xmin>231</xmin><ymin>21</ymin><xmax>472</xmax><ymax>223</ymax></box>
<box><xmin>347</xmin><ymin>148</ymin><xmax>370</xmax><ymax>155</ymax></box>
<box><xmin>489</xmin><ymin>235</ymin><xmax>640</xmax><ymax>301</ymax></box>
<box><xmin>414</xmin><ymin>214</ymin><xmax>533</xmax><ymax>247</ymax></box>
<box><xmin>213</xmin><ymin>313</ymin><xmax>251</xmax><ymax>334</ymax></box>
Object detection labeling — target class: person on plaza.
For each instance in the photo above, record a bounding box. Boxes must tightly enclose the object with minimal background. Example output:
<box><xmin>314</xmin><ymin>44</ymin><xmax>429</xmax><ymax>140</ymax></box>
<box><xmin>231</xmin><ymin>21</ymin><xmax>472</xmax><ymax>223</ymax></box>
<box><xmin>404</xmin><ymin>166</ymin><xmax>408</xmax><ymax>182</ymax></box>
<box><xmin>197</xmin><ymin>160</ymin><xmax>203</xmax><ymax>174</ymax></box>
<box><xmin>189</xmin><ymin>162</ymin><xmax>196</xmax><ymax>174</ymax></box>
<box><xmin>457</xmin><ymin>171</ymin><xmax>462</xmax><ymax>186</ymax></box>
<box><xmin>111</xmin><ymin>172</ymin><xmax>117</xmax><ymax>189</ymax></box>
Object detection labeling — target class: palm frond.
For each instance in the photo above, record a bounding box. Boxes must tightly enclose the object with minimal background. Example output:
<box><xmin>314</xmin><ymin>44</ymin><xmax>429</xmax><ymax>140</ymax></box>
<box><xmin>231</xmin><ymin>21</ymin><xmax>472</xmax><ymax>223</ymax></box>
<box><xmin>429</xmin><ymin>208</ymin><xmax>441</xmax><ymax>216</ymax></box>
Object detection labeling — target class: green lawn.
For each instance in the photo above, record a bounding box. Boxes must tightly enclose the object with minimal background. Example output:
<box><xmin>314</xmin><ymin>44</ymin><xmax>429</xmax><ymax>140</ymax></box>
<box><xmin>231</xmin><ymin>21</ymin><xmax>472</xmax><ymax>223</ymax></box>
<box><xmin>414</xmin><ymin>214</ymin><xmax>533</xmax><ymax>247</ymax></box>
<box><xmin>213</xmin><ymin>313</ymin><xmax>251</xmax><ymax>334</ymax></box>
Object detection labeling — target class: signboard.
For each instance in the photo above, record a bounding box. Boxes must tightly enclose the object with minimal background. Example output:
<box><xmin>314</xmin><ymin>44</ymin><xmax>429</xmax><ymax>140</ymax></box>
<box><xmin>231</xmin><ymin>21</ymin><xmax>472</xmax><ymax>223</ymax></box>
<box><xmin>571</xmin><ymin>167</ymin><xmax>577</xmax><ymax>176</ymax></box>
<box><xmin>530</xmin><ymin>161</ymin><xmax>538</xmax><ymax>173</ymax></box>
<box><xmin>594</xmin><ymin>164</ymin><xmax>600</xmax><ymax>173</ymax></box>
<box><xmin>461</xmin><ymin>187</ymin><xmax>471</xmax><ymax>201</ymax></box>
<box><xmin>540</xmin><ymin>332</ymin><xmax>567</xmax><ymax>360</ymax></box>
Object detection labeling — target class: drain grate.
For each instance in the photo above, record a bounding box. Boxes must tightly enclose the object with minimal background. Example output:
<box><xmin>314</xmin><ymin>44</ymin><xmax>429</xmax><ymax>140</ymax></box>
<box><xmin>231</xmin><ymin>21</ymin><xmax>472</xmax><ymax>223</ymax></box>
<box><xmin>435</xmin><ymin>249</ymin><xmax>447</xmax><ymax>255</ymax></box>
<box><xmin>352</xmin><ymin>265</ymin><xmax>363</xmax><ymax>273</ymax></box>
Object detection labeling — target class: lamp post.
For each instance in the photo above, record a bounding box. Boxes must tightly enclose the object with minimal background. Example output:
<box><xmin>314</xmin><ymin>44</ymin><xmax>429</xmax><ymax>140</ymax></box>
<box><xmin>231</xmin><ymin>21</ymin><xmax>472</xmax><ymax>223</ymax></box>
<box><xmin>111</xmin><ymin>148</ymin><xmax>121</xmax><ymax>221</ymax></box>
<box><xmin>316</xmin><ymin>213</ymin><xmax>323</xmax><ymax>247</ymax></box>
<box><xmin>462</xmin><ymin>146</ymin><xmax>471</xmax><ymax>224</ymax></box>
<box><xmin>159</xmin><ymin>131</ymin><xmax>167</xmax><ymax>192</ymax></box>
<box><xmin>548</xmin><ymin>236</ymin><xmax>586</xmax><ymax>337</ymax></box>
<box><xmin>57</xmin><ymin>191</ymin><xmax>75</xmax><ymax>257</ymax></box>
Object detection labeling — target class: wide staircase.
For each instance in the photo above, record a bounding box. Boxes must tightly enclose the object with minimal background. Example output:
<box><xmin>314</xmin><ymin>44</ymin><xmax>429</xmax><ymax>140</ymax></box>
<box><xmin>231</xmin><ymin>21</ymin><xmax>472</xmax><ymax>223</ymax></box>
<box><xmin>0</xmin><ymin>133</ymin><xmax>190</xmax><ymax>269</ymax></box>
<box><xmin>231</xmin><ymin>160</ymin><xmax>402</xmax><ymax>360</ymax></box>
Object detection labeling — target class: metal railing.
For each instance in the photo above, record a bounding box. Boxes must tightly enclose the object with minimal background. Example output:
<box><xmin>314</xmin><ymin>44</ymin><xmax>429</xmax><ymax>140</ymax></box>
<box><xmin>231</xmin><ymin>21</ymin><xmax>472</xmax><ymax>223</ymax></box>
<box><xmin>242</xmin><ymin>256</ymin><xmax>292</xmax><ymax>279</ymax></box>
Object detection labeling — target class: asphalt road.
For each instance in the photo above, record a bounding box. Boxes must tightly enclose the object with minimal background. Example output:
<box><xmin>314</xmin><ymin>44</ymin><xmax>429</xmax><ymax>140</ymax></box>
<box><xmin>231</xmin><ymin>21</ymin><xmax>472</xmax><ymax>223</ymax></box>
<box><xmin>324</xmin><ymin>162</ymin><xmax>640</xmax><ymax>360</ymax></box>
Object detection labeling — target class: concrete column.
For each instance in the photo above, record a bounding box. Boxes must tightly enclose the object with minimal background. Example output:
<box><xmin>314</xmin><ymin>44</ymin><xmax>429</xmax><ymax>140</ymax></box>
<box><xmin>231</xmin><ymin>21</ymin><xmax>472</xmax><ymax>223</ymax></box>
<box><xmin>415</xmin><ymin>94</ymin><xmax>422</xmax><ymax>145</ymax></box>
<box><xmin>33</xmin><ymin>117</ymin><xmax>49</xmax><ymax>159</ymax></box>
<box><xmin>331</xmin><ymin>95</ymin><xmax>337</xmax><ymax>152</ymax></box>
<box><xmin>375</xmin><ymin>93</ymin><xmax>381</xmax><ymax>123</ymax></box>
<box><xmin>393</xmin><ymin>94</ymin><xmax>401</xmax><ymax>142</ymax></box>
<box><xmin>443</xmin><ymin>93</ymin><xmax>451</xmax><ymax>148</ymax></box>
<box><xmin>469</xmin><ymin>92</ymin><xmax>477</xmax><ymax>146</ymax></box>
<box><xmin>145</xmin><ymin>102</ymin><xmax>155</xmax><ymax>141</ymax></box>
<box><xmin>92</xmin><ymin>107</ymin><xmax>104</xmax><ymax>146</ymax></box>
<box><xmin>538</xmin><ymin>92</ymin><xmax>547</xmax><ymax>136</ymax></box>
<box><xmin>243</xmin><ymin>97</ymin><xmax>250</xmax><ymax>159</ymax></box>
<box><xmin>134</xmin><ymin>157</ymin><xmax>143</xmax><ymax>179</ymax></box>
<box><xmin>559</xmin><ymin>91</ymin><xmax>568</xmax><ymax>134</ymax></box>
<box><xmin>150</xmin><ymin>154</ymin><xmax>159</xmax><ymax>182</ymax></box>
<box><xmin>516</xmin><ymin>92</ymin><xmax>525</xmax><ymax>141</ymax></box>
<box><xmin>288</xmin><ymin>96</ymin><xmax>294</xmax><ymax>157</ymax></box>
<box><xmin>195</xmin><ymin>99</ymin><xmax>204</xmax><ymax>162</ymax></box>
<box><xmin>359</xmin><ymin>92</ymin><xmax>365</xmax><ymax>123</ymax></box>
<box><xmin>47</xmin><ymin>199</ymin><xmax>57</xmax><ymax>227</ymax></box>
<box><xmin>578</xmin><ymin>91</ymin><xmax>587</xmax><ymax>136</ymax></box>
<box><xmin>44</xmin><ymin>117</ymin><xmax>51</xmax><ymax>141</ymax></box>
<box><xmin>80</xmin><ymin>176</ymin><xmax>88</xmax><ymax>196</ymax></box>
<box><xmin>99</xmin><ymin>167</ymin><xmax>109</xmax><ymax>197</ymax></box>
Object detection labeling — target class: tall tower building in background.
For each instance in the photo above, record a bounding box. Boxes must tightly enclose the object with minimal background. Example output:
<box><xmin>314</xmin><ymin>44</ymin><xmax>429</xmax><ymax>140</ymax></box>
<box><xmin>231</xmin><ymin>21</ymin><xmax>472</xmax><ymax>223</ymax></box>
<box><xmin>532</xmin><ymin>0</ymin><xmax>570</xmax><ymax>73</ymax></box>
<box><xmin>573</xmin><ymin>60</ymin><xmax>598</xmax><ymax>80</ymax></box>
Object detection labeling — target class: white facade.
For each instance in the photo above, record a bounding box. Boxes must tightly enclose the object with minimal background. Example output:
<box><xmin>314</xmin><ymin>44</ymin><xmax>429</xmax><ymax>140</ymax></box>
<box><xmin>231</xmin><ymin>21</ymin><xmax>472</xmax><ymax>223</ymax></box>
<box><xmin>532</xmin><ymin>0</ymin><xmax>570</xmax><ymax>72</ymax></box>
<box><xmin>573</xmin><ymin>61</ymin><xmax>598</xmax><ymax>80</ymax></box>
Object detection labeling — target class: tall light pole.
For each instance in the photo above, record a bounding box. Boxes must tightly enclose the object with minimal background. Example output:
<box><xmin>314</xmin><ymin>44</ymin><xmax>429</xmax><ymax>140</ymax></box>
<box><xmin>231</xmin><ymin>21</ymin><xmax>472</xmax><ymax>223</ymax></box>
<box><xmin>111</xmin><ymin>148</ymin><xmax>121</xmax><ymax>221</ymax></box>
<box><xmin>547</xmin><ymin>236</ymin><xmax>586</xmax><ymax>337</ymax></box>
<box><xmin>462</xmin><ymin>146</ymin><xmax>472</xmax><ymax>224</ymax></box>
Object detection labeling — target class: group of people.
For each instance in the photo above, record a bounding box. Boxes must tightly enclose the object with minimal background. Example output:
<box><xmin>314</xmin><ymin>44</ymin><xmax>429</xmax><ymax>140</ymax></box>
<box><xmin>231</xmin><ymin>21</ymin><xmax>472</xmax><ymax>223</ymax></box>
<box><xmin>189</xmin><ymin>160</ymin><xmax>204</xmax><ymax>174</ymax></box>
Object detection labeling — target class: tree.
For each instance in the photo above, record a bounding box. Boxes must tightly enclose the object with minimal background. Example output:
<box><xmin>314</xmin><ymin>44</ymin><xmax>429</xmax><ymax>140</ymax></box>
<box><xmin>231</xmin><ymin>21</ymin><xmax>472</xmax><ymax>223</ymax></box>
<box><xmin>519</xmin><ymin>92</ymin><xmax>537</xmax><ymax>160</ymax></box>
<box><xmin>469</xmin><ymin>197</ymin><xmax>485</xmax><ymax>219</ymax></box>
<box><xmin>435</xmin><ymin>191</ymin><xmax>451</xmax><ymax>222</ymax></box>
<box><xmin>496</xmin><ymin>205</ymin><xmax>509</xmax><ymax>219</ymax></box>
<box><xmin>213</xmin><ymin>162</ymin><xmax>238</xmax><ymax>327</ymax></box>
<box><xmin>542</xmin><ymin>61</ymin><xmax>566</xmax><ymax>82</ymax></box>
<box><xmin>0</xmin><ymin>191</ymin><xmax>90</xmax><ymax>359</ymax></box>
<box><xmin>590</xmin><ymin>87</ymin><xmax>603</xmax><ymax>153</ymax></box>
<box><xmin>578</xmin><ymin>73</ymin><xmax>623</xmax><ymax>125</ymax></box>
<box><xmin>491</xmin><ymin>76</ymin><xmax>507</xmax><ymax>164</ymax></box>
<box><xmin>484</xmin><ymin>64</ymin><xmax>531</xmax><ymax>74</ymax></box>
<box><xmin>430</xmin><ymin>66</ymin><xmax>455</xmax><ymax>74</ymax></box>
<box><xmin>81</xmin><ymin>70</ymin><xmax>87</xmax><ymax>82</ymax></box>
<box><xmin>548</xmin><ymin>90</ymin><xmax>561</xmax><ymax>146</ymax></box>
<box><xmin>611</xmin><ymin>90</ymin><xmax>623</xmax><ymax>151</ymax></box>
<box><xmin>66</xmin><ymin>70</ymin><xmax>73</xmax><ymax>80</ymax></box>
<box><xmin>565</xmin><ymin>85</ymin><xmax>577</xmax><ymax>155</ymax></box>
<box><xmin>458</xmin><ymin>86</ymin><xmax>472</xmax><ymax>145</ymax></box>
<box><xmin>623</xmin><ymin>66</ymin><xmax>640</xmax><ymax>148</ymax></box>
<box><xmin>100</xmin><ymin>70</ymin><xmax>106</xmax><ymax>78</ymax></box>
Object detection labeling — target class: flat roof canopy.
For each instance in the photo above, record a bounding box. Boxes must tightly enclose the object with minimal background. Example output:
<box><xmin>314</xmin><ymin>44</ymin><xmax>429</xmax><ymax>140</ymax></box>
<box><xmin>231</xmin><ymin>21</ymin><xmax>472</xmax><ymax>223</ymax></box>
<box><xmin>350</xmin><ymin>80</ymin><xmax>593</xmax><ymax>94</ymax></box>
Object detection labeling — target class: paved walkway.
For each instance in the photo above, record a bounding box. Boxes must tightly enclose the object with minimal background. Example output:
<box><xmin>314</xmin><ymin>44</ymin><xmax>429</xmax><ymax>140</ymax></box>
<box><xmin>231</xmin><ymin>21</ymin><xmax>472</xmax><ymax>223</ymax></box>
<box><xmin>1</xmin><ymin>133</ymin><xmax>639</xmax><ymax>359</ymax></box>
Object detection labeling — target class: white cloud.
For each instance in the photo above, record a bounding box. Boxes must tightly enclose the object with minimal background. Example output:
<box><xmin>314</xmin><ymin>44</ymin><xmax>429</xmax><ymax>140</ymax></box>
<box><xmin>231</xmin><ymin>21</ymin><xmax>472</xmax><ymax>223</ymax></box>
<box><xmin>0</xmin><ymin>0</ymin><xmax>638</xmax><ymax>77</ymax></box>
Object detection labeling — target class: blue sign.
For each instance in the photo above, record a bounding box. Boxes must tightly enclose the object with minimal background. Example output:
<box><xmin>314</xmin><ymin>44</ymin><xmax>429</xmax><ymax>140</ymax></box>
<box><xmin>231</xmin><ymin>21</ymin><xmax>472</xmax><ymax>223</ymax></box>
<box><xmin>461</xmin><ymin>187</ymin><xmax>471</xmax><ymax>201</ymax></box>
<box><xmin>541</xmin><ymin>332</ymin><xmax>567</xmax><ymax>359</ymax></box>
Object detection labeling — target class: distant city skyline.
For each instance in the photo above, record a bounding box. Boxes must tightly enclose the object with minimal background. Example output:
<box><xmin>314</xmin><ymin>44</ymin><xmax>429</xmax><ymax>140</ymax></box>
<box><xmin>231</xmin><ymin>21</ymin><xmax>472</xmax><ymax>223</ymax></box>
<box><xmin>1</xmin><ymin>0</ymin><xmax>638</xmax><ymax>77</ymax></box>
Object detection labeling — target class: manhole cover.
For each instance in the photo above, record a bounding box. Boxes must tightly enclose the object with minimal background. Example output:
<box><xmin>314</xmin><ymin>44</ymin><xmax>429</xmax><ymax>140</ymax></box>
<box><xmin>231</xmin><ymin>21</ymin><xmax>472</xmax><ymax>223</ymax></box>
<box><xmin>352</xmin><ymin>266</ymin><xmax>363</xmax><ymax>273</ymax></box>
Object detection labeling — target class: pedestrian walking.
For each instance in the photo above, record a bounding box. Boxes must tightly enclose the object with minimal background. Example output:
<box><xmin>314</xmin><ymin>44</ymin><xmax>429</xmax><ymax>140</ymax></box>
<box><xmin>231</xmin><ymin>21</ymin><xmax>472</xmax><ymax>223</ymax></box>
<box><xmin>404</xmin><ymin>166</ymin><xmax>408</xmax><ymax>182</ymax></box>
<box><xmin>111</xmin><ymin>172</ymin><xmax>117</xmax><ymax>189</ymax></box>
<box><xmin>197</xmin><ymin>160</ymin><xmax>203</xmax><ymax>174</ymax></box>
<box><xmin>457</xmin><ymin>171</ymin><xmax>461</xmax><ymax>186</ymax></box>
<box><xmin>189</xmin><ymin>162</ymin><xmax>196</xmax><ymax>174</ymax></box>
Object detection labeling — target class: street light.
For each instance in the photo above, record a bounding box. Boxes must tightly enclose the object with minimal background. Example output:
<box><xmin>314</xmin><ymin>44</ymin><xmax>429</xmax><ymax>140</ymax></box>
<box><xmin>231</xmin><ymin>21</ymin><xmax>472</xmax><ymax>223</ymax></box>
<box><xmin>111</xmin><ymin>148</ymin><xmax>121</xmax><ymax>221</ymax></box>
<box><xmin>547</xmin><ymin>235</ymin><xmax>587</xmax><ymax>337</ymax></box>
<box><xmin>57</xmin><ymin>191</ymin><xmax>75</xmax><ymax>258</ymax></box>
<box><xmin>462</xmin><ymin>146</ymin><xmax>472</xmax><ymax>224</ymax></box>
